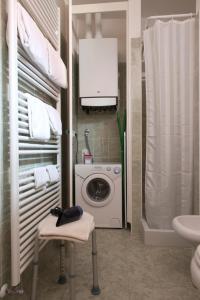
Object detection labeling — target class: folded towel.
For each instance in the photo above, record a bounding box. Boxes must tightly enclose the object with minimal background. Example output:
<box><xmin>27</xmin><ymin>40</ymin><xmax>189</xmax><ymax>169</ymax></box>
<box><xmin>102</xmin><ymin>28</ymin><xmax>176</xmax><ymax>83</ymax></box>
<box><xmin>34</xmin><ymin>167</ymin><xmax>49</xmax><ymax>189</ymax></box>
<box><xmin>38</xmin><ymin>212</ymin><xmax>95</xmax><ymax>242</ymax></box>
<box><xmin>48</xmin><ymin>42</ymin><xmax>68</xmax><ymax>89</ymax></box>
<box><xmin>17</xmin><ymin>3</ymin><xmax>49</xmax><ymax>75</ymax></box>
<box><xmin>46</xmin><ymin>165</ymin><xmax>60</xmax><ymax>183</ymax></box>
<box><xmin>26</xmin><ymin>93</ymin><xmax>51</xmax><ymax>140</ymax></box>
<box><xmin>45</xmin><ymin>104</ymin><xmax>62</xmax><ymax>136</ymax></box>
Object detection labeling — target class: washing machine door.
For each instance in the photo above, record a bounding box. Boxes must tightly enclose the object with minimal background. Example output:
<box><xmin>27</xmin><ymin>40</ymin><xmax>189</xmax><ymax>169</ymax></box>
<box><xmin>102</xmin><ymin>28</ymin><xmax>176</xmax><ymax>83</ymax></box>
<box><xmin>81</xmin><ymin>173</ymin><xmax>114</xmax><ymax>207</ymax></box>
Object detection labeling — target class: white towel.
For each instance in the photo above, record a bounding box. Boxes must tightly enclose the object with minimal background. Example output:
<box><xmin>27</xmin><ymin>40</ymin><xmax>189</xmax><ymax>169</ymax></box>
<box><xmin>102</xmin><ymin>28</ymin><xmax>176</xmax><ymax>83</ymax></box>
<box><xmin>17</xmin><ymin>3</ymin><xmax>49</xmax><ymax>75</ymax></box>
<box><xmin>26</xmin><ymin>93</ymin><xmax>51</xmax><ymax>140</ymax></box>
<box><xmin>48</xmin><ymin>42</ymin><xmax>68</xmax><ymax>89</ymax></box>
<box><xmin>46</xmin><ymin>165</ymin><xmax>60</xmax><ymax>183</ymax></box>
<box><xmin>38</xmin><ymin>212</ymin><xmax>95</xmax><ymax>242</ymax></box>
<box><xmin>45</xmin><ymin>104</ymin><xmax>62</xmax><ymax>136</ymax></box>
<box><xmin>34</xmin><ymin>167</ymin><xmax>49</xmax><ymax>189</ymax></box>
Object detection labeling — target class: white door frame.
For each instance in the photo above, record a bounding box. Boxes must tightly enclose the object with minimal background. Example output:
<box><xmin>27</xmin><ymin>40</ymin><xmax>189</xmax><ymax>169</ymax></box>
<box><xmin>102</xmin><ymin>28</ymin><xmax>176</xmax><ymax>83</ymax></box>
<box><xmin>68</xmin><ymin>1</ymin><xmax>133</xmax><ymax>227</ymax></box>
<box><xmin>68</xmin><ymin>0</ymin><xmax>73</xmax><ymax>206</ymax></box>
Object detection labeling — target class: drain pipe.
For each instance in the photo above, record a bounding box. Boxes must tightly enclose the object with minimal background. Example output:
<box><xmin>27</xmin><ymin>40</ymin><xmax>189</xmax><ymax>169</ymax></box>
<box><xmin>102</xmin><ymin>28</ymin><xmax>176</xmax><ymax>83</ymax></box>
<box><xmin>85</xmin><ymin>13</ymin><xmax>93</xmax><ymax>38</ymax></box>
<box><xmin>84</xmin><ymin>129</ymin><xmax>92</xmax><ymax>155</ymax></box>
<box><xmin>95</xmin><ymin>13</ymin><xmax>102</xmax><ymax>38</ymax></box>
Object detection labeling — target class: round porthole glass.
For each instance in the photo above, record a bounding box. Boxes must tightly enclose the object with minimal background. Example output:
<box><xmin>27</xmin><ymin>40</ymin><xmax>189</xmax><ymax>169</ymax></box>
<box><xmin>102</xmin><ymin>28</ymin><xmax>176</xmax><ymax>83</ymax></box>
<box><xmin>86</xmin><ymin>178</ymin><xmax>111</xmax><ymax>203</ymax></box>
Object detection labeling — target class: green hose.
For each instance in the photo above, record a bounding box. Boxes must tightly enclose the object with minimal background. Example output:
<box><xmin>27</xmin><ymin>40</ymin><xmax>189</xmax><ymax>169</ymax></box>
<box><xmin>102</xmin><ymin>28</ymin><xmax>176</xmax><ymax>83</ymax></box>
<box><xmin>117</xmin><ymin>110</ymin><xmax>126</xmax><ymax>179</ymax></box>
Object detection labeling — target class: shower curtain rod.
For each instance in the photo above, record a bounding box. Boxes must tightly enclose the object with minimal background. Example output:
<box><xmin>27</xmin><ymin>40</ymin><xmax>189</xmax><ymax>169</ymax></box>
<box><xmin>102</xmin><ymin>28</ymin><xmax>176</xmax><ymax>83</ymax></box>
<box><xmin>147</xmin><ymin>13</ymin><xmax>196</xmax><ymax>20</ymax></box>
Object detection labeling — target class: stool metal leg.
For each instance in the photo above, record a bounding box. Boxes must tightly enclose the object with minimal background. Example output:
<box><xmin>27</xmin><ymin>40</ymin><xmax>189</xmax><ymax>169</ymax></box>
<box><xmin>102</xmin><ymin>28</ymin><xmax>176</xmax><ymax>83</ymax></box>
<box><xmin>91</xmin><ymin>230</ymin><xmax>101</xmax><ymax>295</ymax></box>
<box><xmin>31</xmin><ymin>235</ymin><xmax>40</xmax><ymax>300</ymax></box>
<box><xmin>57</xmin><ymin>240</ymin><xmax>67</xmax><ymax>284</ymax></box>
<box><xmin>69</xmin><ymin>242</ymin><xmax>76</xmax><ymax>300</ymax></box>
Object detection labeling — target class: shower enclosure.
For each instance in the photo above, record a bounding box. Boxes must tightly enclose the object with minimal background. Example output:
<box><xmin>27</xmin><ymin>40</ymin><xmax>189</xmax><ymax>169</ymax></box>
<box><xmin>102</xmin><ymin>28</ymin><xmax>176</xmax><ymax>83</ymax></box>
<box><xmin>142</xmin><ymin>13</ymin><xmax>199</xmax><ymax>245</ymax></box>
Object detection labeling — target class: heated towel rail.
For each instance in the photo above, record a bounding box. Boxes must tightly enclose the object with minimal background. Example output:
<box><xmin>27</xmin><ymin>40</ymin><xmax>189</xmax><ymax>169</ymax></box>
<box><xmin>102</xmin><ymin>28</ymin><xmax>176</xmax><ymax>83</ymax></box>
<box><xmin>8</xmin><ymin>0</ymin><xmax>62</xmax><ymax>288</ymax></box>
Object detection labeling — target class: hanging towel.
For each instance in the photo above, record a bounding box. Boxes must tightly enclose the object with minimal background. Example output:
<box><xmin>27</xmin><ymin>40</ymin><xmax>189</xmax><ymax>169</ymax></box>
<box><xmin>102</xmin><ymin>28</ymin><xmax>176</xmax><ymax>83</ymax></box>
<box><xmin>48</xmin><ymin>42</ymin><xmax>68</xmax><ymax>89</ymax></box>
<box><xmin>26</xmin><ymin>93</ymin><xmax>51</xmax><ymax>140</ymax></box>
<box><xmin>45</xmin><ymin>104</ymin><xmax>62</xmax><ymax>136</ymax></box>
<box><xmin>46</xmin><ymin>165</ymin><xmax>60</xmax><ymax>183</ymax></box>
<box><xmin>17</xmin><ymin>3</ymin><xmax>49</xmax><ymax>76</ymax></box>
<box><xmin>34</xmin><ymin>167</ymin><xmax>49</xmax><ymax>189</ymax></box>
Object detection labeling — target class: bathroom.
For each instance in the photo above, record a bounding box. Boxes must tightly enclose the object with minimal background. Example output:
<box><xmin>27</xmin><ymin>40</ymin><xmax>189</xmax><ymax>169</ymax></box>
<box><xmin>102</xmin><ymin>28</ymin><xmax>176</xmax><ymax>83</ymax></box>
<box><xmin>1</xmin><ymin>0</ymin><xmax>200</xmax><ymax>299</ymax></box>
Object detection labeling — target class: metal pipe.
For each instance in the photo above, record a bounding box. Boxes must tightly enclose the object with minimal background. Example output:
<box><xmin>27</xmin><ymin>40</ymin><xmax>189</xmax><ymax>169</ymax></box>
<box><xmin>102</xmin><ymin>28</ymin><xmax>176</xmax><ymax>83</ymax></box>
<box><xmin>84</xmin><ymin>129</ymin><xmax>92</xmax><ymax>155</ymax></box>
<box><xmin>85</xmin><ymin>13</ymin><xmax>93</xmax><ymax>38</ymax></box>
<box><xmin>8</xmin><ymin>0</ymin><xmax>21</xmax><ymax>287</ymax></box>
<box><xmin>57</xmin><ymin>241</ymin><xmax>66</xmax><ymax>284</ymax></box>
<box><xmin>31</xmin><ymin>235</ymin><xmax>39</xmax><ymax>300</ymax></box>
<box><xmin>91</xmin><ymin>230</ymin><xmax>100</xmax><ymax>295</ymax></box>
<box><xmin>95</xmin><ymin>13</ymin><xmax>102</xmax><ymax>38</ymax></box>
<box><xmin>147</xmin><ymin>13</ymin><xmax>196</xmax><ymax>20</ymax></box>
<box><xmin>69</xmin><ymin>242</ymin><xmax>76</xmax><ymax>300</ymax></box>
<box><xmin>21</xmin><ymin>240</ymin><xmax>47</xmax><ymax>274</ymax></box>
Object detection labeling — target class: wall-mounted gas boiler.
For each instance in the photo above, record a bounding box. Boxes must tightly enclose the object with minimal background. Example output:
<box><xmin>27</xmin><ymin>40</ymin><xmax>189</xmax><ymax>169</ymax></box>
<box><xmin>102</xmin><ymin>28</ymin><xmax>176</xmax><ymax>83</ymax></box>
<box><xmin>79</xmin><ymin>38</ymin><xmax>118</xmax><ymax>110</ymax></box>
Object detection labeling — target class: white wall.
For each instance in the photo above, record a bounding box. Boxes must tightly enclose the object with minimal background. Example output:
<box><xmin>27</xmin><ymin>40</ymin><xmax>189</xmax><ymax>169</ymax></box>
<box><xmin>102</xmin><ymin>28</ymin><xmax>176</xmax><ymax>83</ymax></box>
<box><xmin>197</xmin><ymin>0</ymin><xmax>200</xmax><ymax>11</ymax></box>
<box><xmin>142</xmin><ymin>0</ymin><xmax>196</xmax><ymax>30</ymax></box>
<box><xmin>76</xmin><ymin>13</ymin><xmax>126</xmax><ymax>62</ymax></box>
<box><xmin>73</xmin><ymin>0</ymin><xmax>126</xmax><ymax>3</ymax></box>
<box><xmin>129</xmin><ymin>0</ymin><xmax>141</xmax><ymax>38</ymax></box>
<box><xmin>142</xmin><ymin>0</ymin><xmax>196</xmax><ymax>17</ymax></box>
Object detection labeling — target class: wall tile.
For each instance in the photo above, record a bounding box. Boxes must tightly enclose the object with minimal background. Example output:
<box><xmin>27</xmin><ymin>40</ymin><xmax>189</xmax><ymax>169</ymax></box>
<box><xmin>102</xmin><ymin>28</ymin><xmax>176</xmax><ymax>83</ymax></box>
<box><xmin>131</xmin><ymin>38</ymin><xmax>142</xmax><ymax>236</ymax></box>
<box><xmin>132</xmin><ymin>112</ymin><xmax>142</xmax><ymax>136</ymax></box>
<box><xmin>77</xmin><ymin>63</ymin><xmax>126</xmax><ymax>164</ymax></box>
<box><xmin>132</xmin><ymin>135</ymin><xmax>142</xmax><ymax>161</ymax></box>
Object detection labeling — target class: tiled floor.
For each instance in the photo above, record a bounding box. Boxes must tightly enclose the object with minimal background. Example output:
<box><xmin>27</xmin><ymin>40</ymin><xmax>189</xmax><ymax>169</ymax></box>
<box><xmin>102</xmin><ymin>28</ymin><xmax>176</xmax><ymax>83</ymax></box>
<box><xmin>5</xmin><ymin>229</ymin><xmax>200</xmax><ymax>300</ymax></box>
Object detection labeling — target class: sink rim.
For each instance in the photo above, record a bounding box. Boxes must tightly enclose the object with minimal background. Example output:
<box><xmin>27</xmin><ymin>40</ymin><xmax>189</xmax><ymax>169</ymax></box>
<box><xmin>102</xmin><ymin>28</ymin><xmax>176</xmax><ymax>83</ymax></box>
<box><xmin>172</xmin><ymin>215</ymin><xmax>200</xmax><ymax>243</ymax></box>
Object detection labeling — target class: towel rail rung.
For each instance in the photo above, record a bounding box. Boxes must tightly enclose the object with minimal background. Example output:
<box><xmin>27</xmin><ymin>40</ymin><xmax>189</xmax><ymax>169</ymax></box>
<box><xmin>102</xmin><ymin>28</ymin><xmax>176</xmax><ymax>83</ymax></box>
<box><xmin>18</xmin><ymin>135</ymin><xmax>59</xmax><ymax>144</ymax></box>
<box><xmin>19</xmin><ymin>182</ymin><xmax>35</xmax><ymax>193</ymax></box>
<box><xmin>19</xmin><ymin>191</ymin><xmax>60</xmax><ymax>228</ymax></box>
<box><xmin>19</xmin><ymin>185</ymin><xmax>60</xmax><ymax>210</ymax></box>
<box><xmin>18</xmin><ymin>106</ymin><xmax>28</xmax><ymax>115</ymax></box>
<box><xmin>18</xmin><ymin>69</ymin><xmax>59</xmax><ymax>102</ymax></box>
<box><xmin>18</xmin><ymin>113</ymin><xmax>28</xmax><ymax>121</ymax></box>
<box><xmin>18</xmin><ymin>49</ymin><xmax>59</xmax><ymax>94</ymax></box>
<box><xmin>19</xmin><ymin>143</ymin><xmax>59</xmax><ymax>150</ymax></box>
<box><xmin>19</xmin><ymin>195</ymin><xmax>60</xmax><ymax>233</ymax></box>
<box><xmin>19</xmin><ymin>149</ymin><xmax>59</xmax><ymax>155</ymax></box>
<box><xmin>18</xmin><ymin>120</ymin><xmax>28</xmax><ymax>128</ymax></box>
<box><xmin>19</xmin><ymin>176</ymin><xmax>35</xmax><ymax>186</ymax></box>
<box><xmin>20</xmin><ymin>240</ymin><xmax>48</xmax><ymax>274</ymax></box>
<box><xmin>19</xmin><ymin>188</ymin><xmax>60</xmax><ymax>216</ymax></box>
<box><xmin>18</xmin><ymin>58</ymin><xmax>59</xmax><ymax>97</ymax></box>
<box><xmin>19</xmin><ymin>182</ymin><xmax>59</xmax><ymax>202</ymax></box>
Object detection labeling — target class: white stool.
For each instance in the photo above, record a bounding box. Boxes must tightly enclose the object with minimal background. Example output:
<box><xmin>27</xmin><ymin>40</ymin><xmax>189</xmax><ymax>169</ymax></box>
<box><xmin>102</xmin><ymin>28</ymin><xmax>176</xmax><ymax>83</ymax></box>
<box><xmin>31</xmin><ymin>212</ymin><xmax>100</xmax><ymax>300</ymax></box>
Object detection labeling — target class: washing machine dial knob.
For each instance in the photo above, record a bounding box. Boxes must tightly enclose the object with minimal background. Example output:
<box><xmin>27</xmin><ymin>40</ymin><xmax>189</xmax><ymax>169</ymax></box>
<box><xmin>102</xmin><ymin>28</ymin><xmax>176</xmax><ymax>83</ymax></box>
<box><xmin>113</xmin><ymin>167</ymin><xmax>121</xmax><ymax>174</ymax></box>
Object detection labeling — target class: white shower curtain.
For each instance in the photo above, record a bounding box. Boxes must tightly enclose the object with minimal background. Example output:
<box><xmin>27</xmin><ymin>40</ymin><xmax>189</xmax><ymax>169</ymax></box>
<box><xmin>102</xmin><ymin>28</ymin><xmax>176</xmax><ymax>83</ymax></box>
<box><xmin>144</xmin><ymin>18</ymin><xmax>198</xmax><ymax>229</ymax></box>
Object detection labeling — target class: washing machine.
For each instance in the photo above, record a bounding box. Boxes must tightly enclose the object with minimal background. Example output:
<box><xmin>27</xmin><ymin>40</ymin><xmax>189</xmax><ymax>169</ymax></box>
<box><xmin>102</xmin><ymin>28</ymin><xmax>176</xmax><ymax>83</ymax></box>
<box><xmin>75</xmin><ymin>164</ymin><xmax>122</xmax><ymax>228</ymax></box>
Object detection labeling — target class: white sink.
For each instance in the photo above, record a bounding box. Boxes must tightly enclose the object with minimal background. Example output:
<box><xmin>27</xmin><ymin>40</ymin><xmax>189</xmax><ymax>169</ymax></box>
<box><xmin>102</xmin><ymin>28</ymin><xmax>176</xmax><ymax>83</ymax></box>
<box><xmin>172</xmin><ymin>215</ymin><xmax>200</xmax><ymax>244</ymax></box>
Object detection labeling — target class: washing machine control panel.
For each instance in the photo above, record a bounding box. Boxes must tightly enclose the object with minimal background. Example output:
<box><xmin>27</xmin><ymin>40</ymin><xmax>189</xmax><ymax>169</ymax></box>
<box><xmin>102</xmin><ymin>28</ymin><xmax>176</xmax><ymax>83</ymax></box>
<box><xmin>113</xmin><ymin>167</ymin><xmax>121</xmax><ymax>174</ymax></box>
